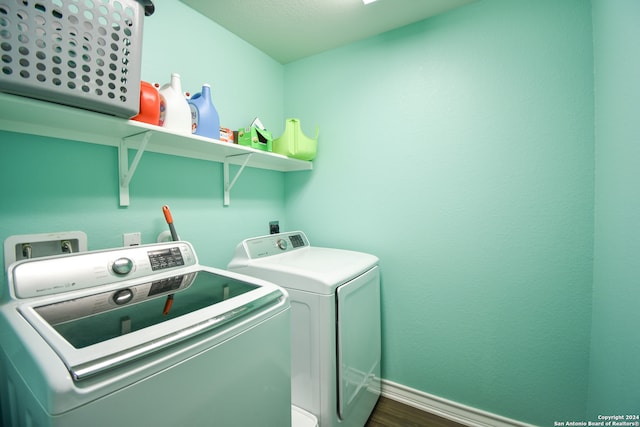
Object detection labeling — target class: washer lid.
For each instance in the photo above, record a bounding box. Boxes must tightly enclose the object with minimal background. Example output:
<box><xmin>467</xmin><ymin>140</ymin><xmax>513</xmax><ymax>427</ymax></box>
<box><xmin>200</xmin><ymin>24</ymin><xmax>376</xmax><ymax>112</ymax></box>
<box><xmin>17</xmin><ymin>266</ymin><xmax>287</xmax><ymax>381</ymax></box>
<box><xmin>228</xmin><ymin>233</ymin><xmax>378</xmax><ymax>294</ymax></box>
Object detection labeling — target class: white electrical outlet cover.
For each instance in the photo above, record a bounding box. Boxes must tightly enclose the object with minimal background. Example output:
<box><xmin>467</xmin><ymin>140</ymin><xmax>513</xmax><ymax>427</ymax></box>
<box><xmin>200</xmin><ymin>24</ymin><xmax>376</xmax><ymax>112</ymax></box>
<box><xmin>123</xmin><ymin>232</ymin><xmax>141</xmax><ymax>247</ymax></box>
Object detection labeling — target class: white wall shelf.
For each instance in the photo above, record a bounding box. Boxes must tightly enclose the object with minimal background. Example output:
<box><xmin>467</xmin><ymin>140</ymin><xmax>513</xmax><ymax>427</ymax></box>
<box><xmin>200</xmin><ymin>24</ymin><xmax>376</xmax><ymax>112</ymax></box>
<box><xmin>0</xmin><ymin>92</ymin><xmax>313</xmax><ymax>206</ymax></box>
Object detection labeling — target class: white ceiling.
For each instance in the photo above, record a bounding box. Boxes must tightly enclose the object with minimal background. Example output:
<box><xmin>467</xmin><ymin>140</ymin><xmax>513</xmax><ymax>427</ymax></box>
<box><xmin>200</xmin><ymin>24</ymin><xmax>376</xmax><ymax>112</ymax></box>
<box><xmin>180</xmin><ymin>0</ymin><xmax>477</xmax><ymax>64</ymax></box>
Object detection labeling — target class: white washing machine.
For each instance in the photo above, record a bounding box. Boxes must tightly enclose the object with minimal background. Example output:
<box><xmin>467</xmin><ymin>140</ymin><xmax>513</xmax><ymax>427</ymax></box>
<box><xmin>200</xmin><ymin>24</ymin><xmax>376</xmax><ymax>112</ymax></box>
<box><xmin>228</xmin><ymin>231</ymin><xmax>381</xmax><ymax>427</ymax></box>
<box><xmin>0</xmin><ymin>242</ymin><xmax>292</xmax><ymax>427</ymax></box>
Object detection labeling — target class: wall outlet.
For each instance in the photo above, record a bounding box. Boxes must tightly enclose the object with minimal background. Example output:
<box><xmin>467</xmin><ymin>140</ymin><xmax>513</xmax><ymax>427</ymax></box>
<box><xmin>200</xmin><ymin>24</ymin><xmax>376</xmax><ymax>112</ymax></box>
<box><xmin>123</xmin><ymin>232</ymin><xmax>141</xmax><ymax>247</ymax></box>
<box><xmin>269</xmin><ymin>221</ymin><xmax>280</xmax><ymax>234</ymax></box>
<box><xmin>4</xmin><ymin>231</ymin><xmax>88</xmax><ymax>271</ymax></box>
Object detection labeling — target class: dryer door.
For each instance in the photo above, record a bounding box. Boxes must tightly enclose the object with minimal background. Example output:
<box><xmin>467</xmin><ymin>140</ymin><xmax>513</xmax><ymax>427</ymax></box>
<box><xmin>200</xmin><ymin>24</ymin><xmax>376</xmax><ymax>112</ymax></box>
<box><xmin>336</xmin><ymin>265</ymin><xmax>381</xmax><ymax>421</ymax></box>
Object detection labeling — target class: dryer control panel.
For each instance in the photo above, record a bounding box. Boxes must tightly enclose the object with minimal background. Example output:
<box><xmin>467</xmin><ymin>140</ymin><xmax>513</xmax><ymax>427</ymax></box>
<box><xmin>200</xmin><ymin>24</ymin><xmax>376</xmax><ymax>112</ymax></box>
<box><xmin>238</xmin><ymin>231</ymin><xmax>309</xmax><ymax>259</ymax></box>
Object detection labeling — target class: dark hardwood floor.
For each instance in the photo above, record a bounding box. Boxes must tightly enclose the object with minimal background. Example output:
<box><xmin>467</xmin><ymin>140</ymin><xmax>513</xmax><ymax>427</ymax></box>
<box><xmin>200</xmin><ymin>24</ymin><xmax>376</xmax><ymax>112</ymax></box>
<box><xmin>365</xmin><ymin>397</ymin><xmax>466</xmax><ymax>427</ymax></box>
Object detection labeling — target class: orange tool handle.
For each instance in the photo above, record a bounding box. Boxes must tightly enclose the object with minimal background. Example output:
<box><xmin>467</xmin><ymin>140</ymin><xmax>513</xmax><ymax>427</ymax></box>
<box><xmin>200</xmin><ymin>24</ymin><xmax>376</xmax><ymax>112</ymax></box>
<box><xmin>162</xmin><ymin>205</ymin><xmax>173</xmax><ymax>224</ymax></box>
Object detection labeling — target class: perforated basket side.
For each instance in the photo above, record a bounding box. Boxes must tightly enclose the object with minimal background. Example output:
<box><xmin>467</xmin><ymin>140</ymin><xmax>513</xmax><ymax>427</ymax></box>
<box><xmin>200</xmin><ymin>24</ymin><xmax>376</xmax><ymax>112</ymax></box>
<box><xmin>0</xmin><ymin>0</ymin><xmax>144</xmax><ymax>118</ymax></box>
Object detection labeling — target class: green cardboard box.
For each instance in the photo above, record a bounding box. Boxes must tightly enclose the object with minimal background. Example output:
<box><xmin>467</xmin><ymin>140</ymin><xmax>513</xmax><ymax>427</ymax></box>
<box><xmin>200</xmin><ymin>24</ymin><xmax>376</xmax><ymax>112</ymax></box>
<box><xmin>237</xmin><ymin>127</ymin><xmax>272</xmax><ymax>152</ymax></box>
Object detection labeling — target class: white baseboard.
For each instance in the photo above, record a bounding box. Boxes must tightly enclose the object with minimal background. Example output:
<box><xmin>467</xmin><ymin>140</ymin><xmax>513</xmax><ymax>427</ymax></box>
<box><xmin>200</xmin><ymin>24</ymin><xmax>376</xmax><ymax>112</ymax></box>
<box><xmin>380</xmin><ymin>379</ymin><xmax>536</xmax><ymax>427</ymax></box>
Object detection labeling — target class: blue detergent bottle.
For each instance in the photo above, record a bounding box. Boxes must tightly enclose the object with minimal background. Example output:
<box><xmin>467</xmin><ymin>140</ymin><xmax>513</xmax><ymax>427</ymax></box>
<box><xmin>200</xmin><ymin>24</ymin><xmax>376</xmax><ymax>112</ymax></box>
<box><xmin>188</xmin><ymin>84</ymin><xmax>220</xmax><ymax>140</ymax></box>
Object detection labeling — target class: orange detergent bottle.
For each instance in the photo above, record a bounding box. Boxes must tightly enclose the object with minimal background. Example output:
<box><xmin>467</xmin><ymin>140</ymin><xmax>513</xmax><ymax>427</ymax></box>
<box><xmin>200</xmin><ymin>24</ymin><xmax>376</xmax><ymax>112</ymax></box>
<box><xmin>131</xmin><ymin>81</ymin><xmax>161</xmax><ymax>125</ymax></box>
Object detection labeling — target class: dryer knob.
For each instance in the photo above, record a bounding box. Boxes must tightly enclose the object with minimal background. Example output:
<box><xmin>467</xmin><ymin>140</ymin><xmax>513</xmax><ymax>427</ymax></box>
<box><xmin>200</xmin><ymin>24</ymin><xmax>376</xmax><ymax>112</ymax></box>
<box><xmin>276</xmin><ymin>239</ymin><xmax>288</xmax><ymax>250</ymax></box>
<box><xmin>112</xmin><ymin>257</ymin><xmax>133</xmax><ymax>275</ymax></box>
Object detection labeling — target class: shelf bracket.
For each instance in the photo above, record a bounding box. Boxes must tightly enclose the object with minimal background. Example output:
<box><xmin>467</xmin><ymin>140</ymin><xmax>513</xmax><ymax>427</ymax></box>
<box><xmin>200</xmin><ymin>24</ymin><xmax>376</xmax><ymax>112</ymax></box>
<box><xmin>223</xmin><ymin>153</ymin><xmax>253</xmax><ymax>206</ymax></box>
<box><xmin>118</xmin><ymin>131</ymin><xmax>152</xmax><ymax>206</ymax></box>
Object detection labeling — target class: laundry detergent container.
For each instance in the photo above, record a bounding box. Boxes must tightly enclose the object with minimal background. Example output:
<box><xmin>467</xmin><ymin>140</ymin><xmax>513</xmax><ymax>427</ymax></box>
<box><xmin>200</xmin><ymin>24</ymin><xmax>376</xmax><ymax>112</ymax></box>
<box><xmin>272</xmin><ymin>119</ymin><xmax>318</xmax><ymax>160</ymax></box>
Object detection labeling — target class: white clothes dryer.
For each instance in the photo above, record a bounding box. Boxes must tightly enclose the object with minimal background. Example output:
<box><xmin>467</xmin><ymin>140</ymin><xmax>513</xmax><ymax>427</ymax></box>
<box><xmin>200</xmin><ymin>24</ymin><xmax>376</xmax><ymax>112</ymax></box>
<box><xmin>228</xmin><ymin>231</ymin><xmax>381</xmax><ymax>427</ymax></box>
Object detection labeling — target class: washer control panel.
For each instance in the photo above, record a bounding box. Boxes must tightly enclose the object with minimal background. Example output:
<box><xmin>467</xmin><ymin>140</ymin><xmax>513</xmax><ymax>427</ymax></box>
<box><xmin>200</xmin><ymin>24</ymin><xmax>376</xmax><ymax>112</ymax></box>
<box><xmin>9</xmin><ymin>241</ymin><xmax>197</xmax><ymax>299</ymax></box>
<box><xmin>242</xmin><ymin>231</ymin><xmax>309</xmax><ymax>259</ymax></box>
<box><xmin>148</xmin><ymin>247</ymin><xmax>185</xmax><ymax>271</ymax></box>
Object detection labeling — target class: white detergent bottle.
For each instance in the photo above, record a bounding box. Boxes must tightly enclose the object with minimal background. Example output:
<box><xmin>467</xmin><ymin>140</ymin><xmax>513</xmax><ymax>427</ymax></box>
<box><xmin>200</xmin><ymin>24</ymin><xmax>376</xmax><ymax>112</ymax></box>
<box><xmin>158</xmin><ymin>73</ymin><xmax>191</xmax><ymax>134</ymax></box>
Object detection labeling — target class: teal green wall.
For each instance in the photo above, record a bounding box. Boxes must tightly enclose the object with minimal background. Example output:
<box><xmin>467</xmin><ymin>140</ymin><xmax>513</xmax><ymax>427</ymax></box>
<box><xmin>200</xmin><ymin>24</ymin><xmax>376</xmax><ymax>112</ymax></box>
<box><xmin>283</xmin><ymin>0</ymin><xmax>594</xmax><ymax>425</ymax></box>
<box><xmin>589</xmin><ymin>0</ymin><xmax>640</xmax><ymax>417</ymax></box>
<box><xmin>2</xmin><ymin>0</ymin><xmax>638</xmax><ymax>425</ymax></box>
<box><xmin>0</xmin><ymin>0</ymin><xmax>288</xmax><ymax>287</ymax></box>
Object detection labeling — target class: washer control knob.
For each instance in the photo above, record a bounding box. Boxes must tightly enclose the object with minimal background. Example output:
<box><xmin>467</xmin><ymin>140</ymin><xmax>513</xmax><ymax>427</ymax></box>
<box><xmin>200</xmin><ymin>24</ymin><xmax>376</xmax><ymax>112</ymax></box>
<box><xmin>112</xmin><ymin>257</ymin><xmax>133</xmax><ymax>275</ymax></box>
<box><xmin>113</xmin><ymin>288</ymin><xmax>134</xmax><ymax>305</ymax></box>
<box><xmin>276</xmin><ymin>239</ymin><xmax>288</xmax><ymax>250</ymax></box>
